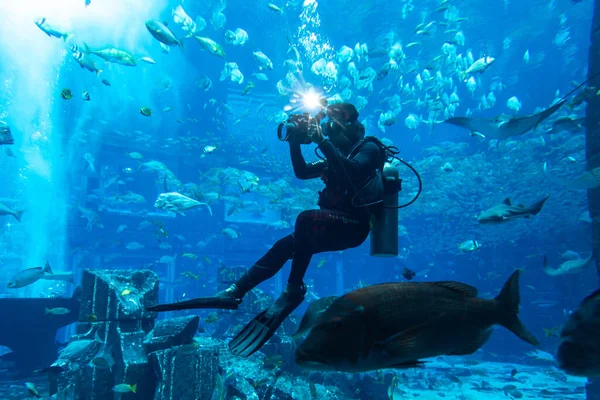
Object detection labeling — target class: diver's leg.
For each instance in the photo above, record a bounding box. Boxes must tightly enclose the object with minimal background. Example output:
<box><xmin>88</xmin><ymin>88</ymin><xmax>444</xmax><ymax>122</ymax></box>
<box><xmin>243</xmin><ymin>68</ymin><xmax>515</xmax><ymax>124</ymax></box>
<box><xmin>222</xmin><ymin>233</ymin><xmax>295</xmax><ymax>298</ymax></box>
<box><xmin>287</xmin><ymin>209</ymin><xmax>370</xmax><ymax>286</ymax></box>
<box><xmin>147</xmin><ymin>234</ymin><xmax>295</xmax><ymax>312</ymax></box>
<box><xmin>229</xmin><ymin>210</ymin><xmax>369</xmax><ymax>357</ymax></box>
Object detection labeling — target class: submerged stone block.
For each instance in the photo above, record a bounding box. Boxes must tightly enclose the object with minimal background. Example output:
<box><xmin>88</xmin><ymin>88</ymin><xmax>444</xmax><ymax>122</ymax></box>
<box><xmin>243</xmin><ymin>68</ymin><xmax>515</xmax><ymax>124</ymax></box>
<box><xmin>79</xmin><ymin>269</ymin><xmax>159</xmax><ymax>332</ymax></box>
<box><xmin>118</xmin><ymin>330</ymin><xmax>154</xmax><ymax>399</ymax></box>
<box><xmin>150</xmin><ymin>341</ymin><xmax>220</xmax><ymax>400</ymax></box>
<box><xmin>144</xmin><ymin>315</ymin><xmax>199</xmax><ymax>353</ymax></box>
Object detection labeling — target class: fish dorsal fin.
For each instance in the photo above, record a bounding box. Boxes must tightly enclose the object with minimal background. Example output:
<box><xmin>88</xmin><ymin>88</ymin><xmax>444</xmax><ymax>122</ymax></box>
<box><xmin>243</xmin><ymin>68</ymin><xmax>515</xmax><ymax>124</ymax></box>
<box><xmin>502</xmin><ymin>198</ymin><xmax>512</xmax><ymax>205</ymax></box>
<box><xmin>582</xmin><ymin>288</ymin><xmax>600</xmax><ymax>305</ymax></box>
<box><xmin>434</xmin><ymin>281</ymin><xmax>478</xmax><ymax>297</ymax></box>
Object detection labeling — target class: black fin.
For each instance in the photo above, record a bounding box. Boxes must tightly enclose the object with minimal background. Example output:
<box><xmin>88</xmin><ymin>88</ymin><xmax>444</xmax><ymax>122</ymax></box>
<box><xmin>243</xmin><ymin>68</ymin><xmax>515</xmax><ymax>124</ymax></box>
<box><xmin>434</xmin><ymin>282</ymin><xmax>478</xmax><ymax>297</ymax></box>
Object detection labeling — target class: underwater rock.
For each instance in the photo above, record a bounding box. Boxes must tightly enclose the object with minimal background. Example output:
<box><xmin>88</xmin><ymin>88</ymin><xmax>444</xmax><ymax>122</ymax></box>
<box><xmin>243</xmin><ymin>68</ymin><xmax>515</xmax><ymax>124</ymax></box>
<box><xmin>144</xmin><ymin>315</ymin><xmax>199</xmax><ymax>353</ymax></box>
<box><xmin>79</xmin><ymin>269</ymin><xmax>159</xmax><ymax>333</ymax></box>
<box><xmin>120</xmin><ymin>331</ymin><xmax>155</xmax><ymax>399</ymax></box>
<box><xmin>149</xmin><ymin>339</ymin><xmax>220</xmax><ymax>400</ymax></box>
<box><xmin>227</xmin><ymin>377</ymin><xmax>259</xmax><ymax>400</ymax></box>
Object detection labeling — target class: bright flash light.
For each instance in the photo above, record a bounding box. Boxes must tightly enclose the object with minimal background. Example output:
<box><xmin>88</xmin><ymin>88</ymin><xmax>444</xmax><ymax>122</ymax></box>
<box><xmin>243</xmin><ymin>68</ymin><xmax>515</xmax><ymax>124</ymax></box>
<box><xmin>301</xmin><ymin>89</ymin><xmax>323</xmax><ymax>110</ymax></box>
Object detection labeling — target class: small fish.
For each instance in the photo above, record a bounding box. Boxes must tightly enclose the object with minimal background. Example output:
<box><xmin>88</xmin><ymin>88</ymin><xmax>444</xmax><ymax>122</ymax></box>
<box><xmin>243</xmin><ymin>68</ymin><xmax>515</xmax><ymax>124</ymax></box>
<box><xmin>61</xmin><ymin>89</ymin><xmax>73</xmax><ymax>100</ymax></box>
<box><xmin>205</xmin><ymin>312</ymin><xmax>218</xmax><ymax>324</ymax></box>
<box><xmin>268</xmin><ymin>3</ymin><xmax>284</xmax><ymax>13</ymax></box>
<box><xmin>402</xmin><ymin>268</ymin><xmax>416</xmax><ymax>280</ymax></box>
<box><xmin>544</xmin><ymin>326</ymin><xmax>560</xmax><ymax>338</ymax></box>
<box><xmin>34</xmin><ymin>18</ymin><xmax>72</xmax><ymax>41</ymax></box>
<box><xmin>45</xmin><ymin>307</ymin><xmax>70</xmax><ymax>315</ymax></box>
<box><xmin>25</xmin><ymin>382</ymin><xmax>41</xmax><ymax>398</ymax></box>
<box><xmin>101</xmin><ymin>79</ymin><xmax>111</xmax><ymax>86</ymax></box>
<box><xmin>82</xmin><ymin>91</ymin><xmax>90</xmax><ymax>101</ymax></box>
<box><xmin>113</xmin><ymin>383</ymin><xmax>137</xmax><ymax>394</ymax></box>
<box><xmin>458</xmin><ymin>240</ymin><xmax>481</xmax><ymax>253</ymax></box>
<box><xmin>140</xmin><ymin>107</ymin><xmax>152</xmax><ymax>116</ymax></box>
<box><xmin>139</xmin><ymin>56</ymin><xmax>156</xmax><ymax>64</ymax></box>
<box><xmin>0</xmin><ymin>121</ymin><xmax>15</xmax><ymax>146</ymax></box>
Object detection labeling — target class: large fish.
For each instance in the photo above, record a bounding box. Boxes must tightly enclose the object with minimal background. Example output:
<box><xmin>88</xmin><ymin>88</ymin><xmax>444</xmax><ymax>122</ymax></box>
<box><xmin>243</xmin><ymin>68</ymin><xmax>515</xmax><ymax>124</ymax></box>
<box><xmin>0</xmin><ymin>202</ymin><xmax>23</xmax><ymax>222</ymax></box>
<box><xmin>444</xmin><ymin>98</ymin><xmax>566</xmax><ymax>140</ymax></box>
<box><xmin>477</xmin><ymin>196</ymin><xmax>549</xmax><ymax>224</ymax></box>
<box><xmin>291</xmin><ymin>296</ymin><xmax>339</xmax><ymax>340</ymax></box>
<box><xmin>295</xmin><ymin>270</ymin><xmax>539</xmax><ymax>372</ymax></box>
<box><xmin>556</xmin><ymin>289</ymin><xmax>600</xmax><ymax>377</ymax></box>
<box><xmin>145</xmin><ymin>20</ymin><xmax>183</xmax><ymax>51</ymax></box>
<box><xmin>7</xmin><ymin>261</ymin><xmax>53</xmax><ymax>288</ymax></box>
<box><xmin>154</xmin><ymin>192</ymin><xmax>211</xmax><ymax>216</ymax></box>
<box><xmin>543</xmin><ymin>251</ymin><xmax>596</xmax><ymax>276</ymax></box>
<box><xmin>83</xmin><ymin>43</ymin><xmax>136</xmax><ymax>66</ymax></box>
<box><xmin>543</xmin><ymin>162</ymin><xmax>600</xmax><ymax>189</ymax></box>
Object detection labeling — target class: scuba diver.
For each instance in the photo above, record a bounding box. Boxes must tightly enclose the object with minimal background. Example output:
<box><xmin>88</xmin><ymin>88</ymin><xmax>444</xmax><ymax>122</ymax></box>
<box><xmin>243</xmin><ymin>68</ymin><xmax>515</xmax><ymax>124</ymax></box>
<box><xmin>148</xmin><ymin>102</ymin><xmax>390</xmax><ymax>357</ymax></box>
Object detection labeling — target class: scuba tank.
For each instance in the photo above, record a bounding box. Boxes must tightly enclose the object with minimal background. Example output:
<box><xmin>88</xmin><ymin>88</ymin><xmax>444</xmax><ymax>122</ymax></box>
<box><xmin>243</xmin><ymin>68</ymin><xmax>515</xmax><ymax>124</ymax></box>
<box><xmin>370</xmin><ymin>163</ymin><xmax>402</xmax><ymax>257</ymax></box>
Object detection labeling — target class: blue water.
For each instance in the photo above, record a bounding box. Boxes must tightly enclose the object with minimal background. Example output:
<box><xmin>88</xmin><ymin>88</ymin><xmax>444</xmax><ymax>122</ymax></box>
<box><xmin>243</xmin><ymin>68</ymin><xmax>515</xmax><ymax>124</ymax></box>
<box><xmin>0</xmin><ymin>0</ymin><xmax>596</xmax><ymax>398</ymax></box>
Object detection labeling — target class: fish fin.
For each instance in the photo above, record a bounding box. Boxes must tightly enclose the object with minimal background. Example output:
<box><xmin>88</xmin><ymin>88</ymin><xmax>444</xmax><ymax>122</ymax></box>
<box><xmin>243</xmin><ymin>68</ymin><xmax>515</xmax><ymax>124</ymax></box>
<box><xmin>62</xmin><ymin>33</ymin><xmax>73</xmax><ymax>43</ymax></box>
<box><xmin>527</xmin><ymin>196</ymin><xmax>549</xmax><ymax>216</ymax></box>
<box><xmin>44</xmin><ymin>261</ymin><xmax>53</xmax><ymax>275</ymax></box>
<box><xmin>502</xmin><ymin>198</ymin><xmax>512</xmax><ymax>205</ymax></box>
<box><xmin>542</xmin><ymin>255</ymin><xmax>549</xmax><ymax>270</ymax></box>
<box><xmin>391</xmin><ymin>360</ymin><xmax>426</xmax><ymax>369</ymax></box>
<box><xmin>178</xmin><ymin>211</ymin><xmax>186</xmax><ymax>216</ymax></box>
<box><xmin>448</xmin><ymin>329</ymin><xmax>492</xmax><ymax>355</ymax></box>
<box><xmin>131</xmin><ymin>384</ymin><xmax>137</xmax><ymax>394</ymax></box>
<box><xmin>433</xmin><ymin>282</ymin><xmax>478</xmax><ymax>297</ymax></box>
<box><xmin>178</xmin><ymin>40</ymin><xmax>184</xmax><ymax>52</ymax></box>
<box><xmin>45</xmin><ymin>308</ymin><xmax>51</xmax><ymax>315</ymax></box>
<box><xmin>495</xmin><ymin>270</ymin><xmax>540</xmax><ymax>346</ymax></box>
<box><xmin>94</xmin><ymin>331</ymin><xmax>103</xmax><ymax>343</ymax></box>
<box><xmin>82</xmin><ymin>42</ymin><xmax>91</xmax><ymax>53</ymax></box>
<box><xmin>13</xmin><ymin>210</ymin><xmax>24</xmax><ymax>222</ymax></box>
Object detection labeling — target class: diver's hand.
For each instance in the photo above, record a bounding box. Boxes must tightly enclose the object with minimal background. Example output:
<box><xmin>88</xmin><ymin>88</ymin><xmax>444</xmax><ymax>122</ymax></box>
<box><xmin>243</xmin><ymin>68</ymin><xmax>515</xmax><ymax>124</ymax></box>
<box><xmin>308</xmin><ymin>123</ymin><xmax>325</xmax><ymax>144</ymax></box>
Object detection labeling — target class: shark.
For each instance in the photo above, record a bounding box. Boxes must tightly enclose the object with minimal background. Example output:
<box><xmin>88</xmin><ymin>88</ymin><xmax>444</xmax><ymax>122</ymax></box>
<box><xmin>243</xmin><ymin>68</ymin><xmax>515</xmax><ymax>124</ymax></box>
<box><xmin>543</xmin><ymin>251</ymin><xmax>596</xmax><ymax>277</ymax></box>
<box><xmin>478</xmin><ymin>196</ymin><xmax>550</xmax><ymax>224</ymax></box>
<box><xmin>444</xmin><ymin>99</ymin><xmax>567</xmax><ymax>140</ymax></box>
<box><xmin>543</xmin><ymin>162</ymin><xmax>600</xmax><ymax>189</ymax></box>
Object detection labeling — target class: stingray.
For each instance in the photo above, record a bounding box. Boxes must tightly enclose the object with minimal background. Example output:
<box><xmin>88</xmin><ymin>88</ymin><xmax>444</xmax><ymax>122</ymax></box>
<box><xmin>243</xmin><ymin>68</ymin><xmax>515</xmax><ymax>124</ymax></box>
<box><xmin>445</xmin><ymin>100</ymin><xmax>567</xmax><ymax>140</ymax></box>
<box><xmin>444</xmin><ymin>72</ymin><xmax>600</xmax><ymax>140</ymax></box>
<box><xmin>543</xmin><ymin>162</ymin><xmax>600</xmax><ymax>189</ymax></box>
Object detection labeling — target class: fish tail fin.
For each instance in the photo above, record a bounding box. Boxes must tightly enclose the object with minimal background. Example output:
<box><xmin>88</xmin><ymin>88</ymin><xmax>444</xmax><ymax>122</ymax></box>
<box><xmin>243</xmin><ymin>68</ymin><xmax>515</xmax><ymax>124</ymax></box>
<box><xmin>45</xmin><ymin>307</ymin><xmax>51</xmax><ymax>315</ymax></box>
<box><xmin>542</xmin><ymin>254</ymin><xmax>549</xmax><ymax>270</ymax></box>
<box><xmin>44</xmin><ymin>261</ymin><xmax>53</xmax><ymax>275</ymax></box>
<box><xmin>62</xmin><ymin>33</ymin><xmax>73</xmax><ymax>42</ymax></box>
<box><xmin>206</xmin><ymin>204</ymin><xmax>213</xmax><ymax>216</ymax></box>
<box><xmin>13</xmin><ymin>210</ymin><xmax>24</xmax><ymax>222</ymax></box>
<box><xmin>82</xmin><ymin>42</ymin><xmax>91</xmax><ymax>54</ymax></box>
<box><xmin>495</xmin><ymin>270</ymin><xmax>540</xmax><ymax>346</ymax></box>
<box><xmin>131</xmin><ymin>384</ymin><xmax>137</xmax><ymax>394</ymax></box>
<box><xmin>528</xmin><ymin>196</ymin><xmax>550</xmax><ymax>216</ymax></box>
<box><xmin>178</xmin><ymin>40</ymin><xmax>184</xmax><ymax>52</ymax></box>
<box><xmin>96</xmin><ymin>69</ymin><xmax>102</xmax><ymax>77</ymax></box>
<box><xmin>94</xmin><ymin>331</ymin><xmax>103</xmax><ymax>343</ymax></box>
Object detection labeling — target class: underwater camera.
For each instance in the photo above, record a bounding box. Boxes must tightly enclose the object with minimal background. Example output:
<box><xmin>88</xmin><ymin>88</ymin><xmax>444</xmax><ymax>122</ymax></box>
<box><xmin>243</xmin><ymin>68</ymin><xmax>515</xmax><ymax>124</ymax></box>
<box><xmin>277</xmin><ymin>113</ymin><xmax>324</xmax><ymax>145</ymax></box>
<box><xmin>277</xmin><ymin>93</ymin><xmax>328</xmax><ymax>144</ymax></box>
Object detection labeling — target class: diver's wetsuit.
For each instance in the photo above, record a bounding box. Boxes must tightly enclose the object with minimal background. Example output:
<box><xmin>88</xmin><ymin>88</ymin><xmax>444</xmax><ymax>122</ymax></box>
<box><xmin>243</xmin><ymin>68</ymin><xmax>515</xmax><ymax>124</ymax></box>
<box><xmin>232</xmin><ymin>138</ymin><xmax>383</xmax><ymax>295</ymax></box>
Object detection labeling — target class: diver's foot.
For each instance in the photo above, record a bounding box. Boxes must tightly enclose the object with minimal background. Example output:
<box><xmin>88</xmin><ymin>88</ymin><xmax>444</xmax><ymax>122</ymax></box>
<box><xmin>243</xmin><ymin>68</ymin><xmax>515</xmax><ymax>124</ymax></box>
<box><xmin>146</xmin><ymin>291</ymin><xmax>242</xmax><ymax>312</ymax></box>
<box><xmin>228</xmin><ymin>283</ymin><xmax>306</xmax><ymax>357</ymax></box>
